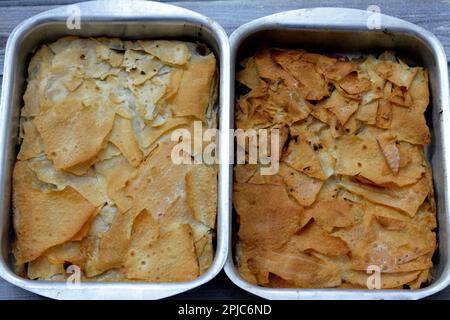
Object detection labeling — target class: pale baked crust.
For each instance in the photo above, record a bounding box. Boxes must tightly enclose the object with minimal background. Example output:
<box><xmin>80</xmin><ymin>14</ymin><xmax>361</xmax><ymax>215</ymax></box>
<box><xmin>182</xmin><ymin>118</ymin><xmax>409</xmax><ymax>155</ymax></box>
<box><xmin>13</xmin><ymin>37</ymin><xmax>218</xmax><ymax>282</ymax></box>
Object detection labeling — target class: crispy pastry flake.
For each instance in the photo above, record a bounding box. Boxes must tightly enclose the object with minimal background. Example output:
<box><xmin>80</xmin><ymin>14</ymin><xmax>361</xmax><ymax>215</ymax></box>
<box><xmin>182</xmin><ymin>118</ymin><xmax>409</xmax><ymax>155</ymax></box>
<box><xmin>234</xmin><ymin>48</ymin><xmax>435</xmax><ymax>289</ymax></box>
<box><xmin>14</xmin><ymin>37</ymin><xmax>217</xmax><ymax>281</ymax></box>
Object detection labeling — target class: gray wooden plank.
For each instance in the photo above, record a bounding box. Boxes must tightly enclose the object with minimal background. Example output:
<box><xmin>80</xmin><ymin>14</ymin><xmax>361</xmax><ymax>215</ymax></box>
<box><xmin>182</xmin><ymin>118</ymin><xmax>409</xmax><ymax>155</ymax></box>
<box><xmin>0</xmin><ymin>0</ymin><xmax>208</xmax><ymax>5</ymax></box>
<box><xmin>0</xmin><ymin>279</ymin><xmax>44</xmax><ymax>300</ymax></box>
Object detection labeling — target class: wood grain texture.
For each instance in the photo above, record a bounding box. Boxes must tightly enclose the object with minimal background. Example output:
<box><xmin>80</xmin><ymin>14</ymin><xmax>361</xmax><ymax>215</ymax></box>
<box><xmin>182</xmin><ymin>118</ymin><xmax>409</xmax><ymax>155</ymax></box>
<box><xmin>0</xmin><ymin>0</ymin><xmax>450</xmax><ymax>300</ymax></box>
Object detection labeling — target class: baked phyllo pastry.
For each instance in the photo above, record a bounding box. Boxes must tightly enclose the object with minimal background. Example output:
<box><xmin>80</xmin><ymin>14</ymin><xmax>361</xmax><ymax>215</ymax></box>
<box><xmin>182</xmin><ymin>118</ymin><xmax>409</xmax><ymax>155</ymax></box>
<box><xmin>13</xmin><ymin>37</ymin><xmax>218</xmax><ymax>282</ymax></box>
<box><xmin>234</xmin><ymin>48</ymin><xmax>436</xmax><ymax>289</ymax></box>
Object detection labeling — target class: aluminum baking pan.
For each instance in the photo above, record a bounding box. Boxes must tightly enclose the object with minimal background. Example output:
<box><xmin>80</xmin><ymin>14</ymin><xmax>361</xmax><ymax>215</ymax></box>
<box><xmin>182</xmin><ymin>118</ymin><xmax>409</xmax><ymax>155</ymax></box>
<box><xmin>0</xmin><ymin>0</ymin><xmax>231</xmax><ymax>300</ymax></box>
<box><xmin>225</xmin><ymin>7</ymin><xmax>450</xmax><ymax>300</ymax></box>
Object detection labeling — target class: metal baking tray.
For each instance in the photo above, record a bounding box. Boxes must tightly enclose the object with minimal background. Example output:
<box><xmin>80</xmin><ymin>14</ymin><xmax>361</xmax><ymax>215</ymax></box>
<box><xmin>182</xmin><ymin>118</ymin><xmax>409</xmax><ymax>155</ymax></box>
<box><xmin>0</xmin><ymin>0</ymin><xmax>231</xmax><ymax>299</ymax></box>
<box><xmin>224</xmin><ymin>7</ymin><xmax>450</xmax><ymax>300</ymax></box>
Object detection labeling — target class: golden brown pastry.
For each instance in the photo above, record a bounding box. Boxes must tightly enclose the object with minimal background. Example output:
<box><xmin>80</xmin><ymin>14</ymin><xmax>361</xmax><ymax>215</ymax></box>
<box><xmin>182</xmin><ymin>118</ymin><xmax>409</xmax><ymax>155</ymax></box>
<box><xmin>234</xmin><ymin>48</ymin><xmax>435</xmax><ymax>289</ymax></box>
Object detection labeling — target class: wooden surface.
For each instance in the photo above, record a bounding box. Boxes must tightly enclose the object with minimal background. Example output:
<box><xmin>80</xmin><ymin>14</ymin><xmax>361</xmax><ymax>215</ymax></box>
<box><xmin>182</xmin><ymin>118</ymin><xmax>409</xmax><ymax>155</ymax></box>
<box><xmin>0</xmin><ymin>0</ymin><xmax>450</xmax><ymax>300</ymax></box>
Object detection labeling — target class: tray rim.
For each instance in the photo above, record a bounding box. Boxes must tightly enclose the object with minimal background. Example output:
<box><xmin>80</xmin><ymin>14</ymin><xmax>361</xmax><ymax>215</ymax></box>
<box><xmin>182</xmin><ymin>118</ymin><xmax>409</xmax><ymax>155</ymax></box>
<box><xmin>225</xmin><ymin>7</ymin><xmax>450</xmax><ymax>300</ymax></box>
<box><xmin>0</xmin><ymin>0</ymin><xmax>231</xmax><ymax>300</ymax></box>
